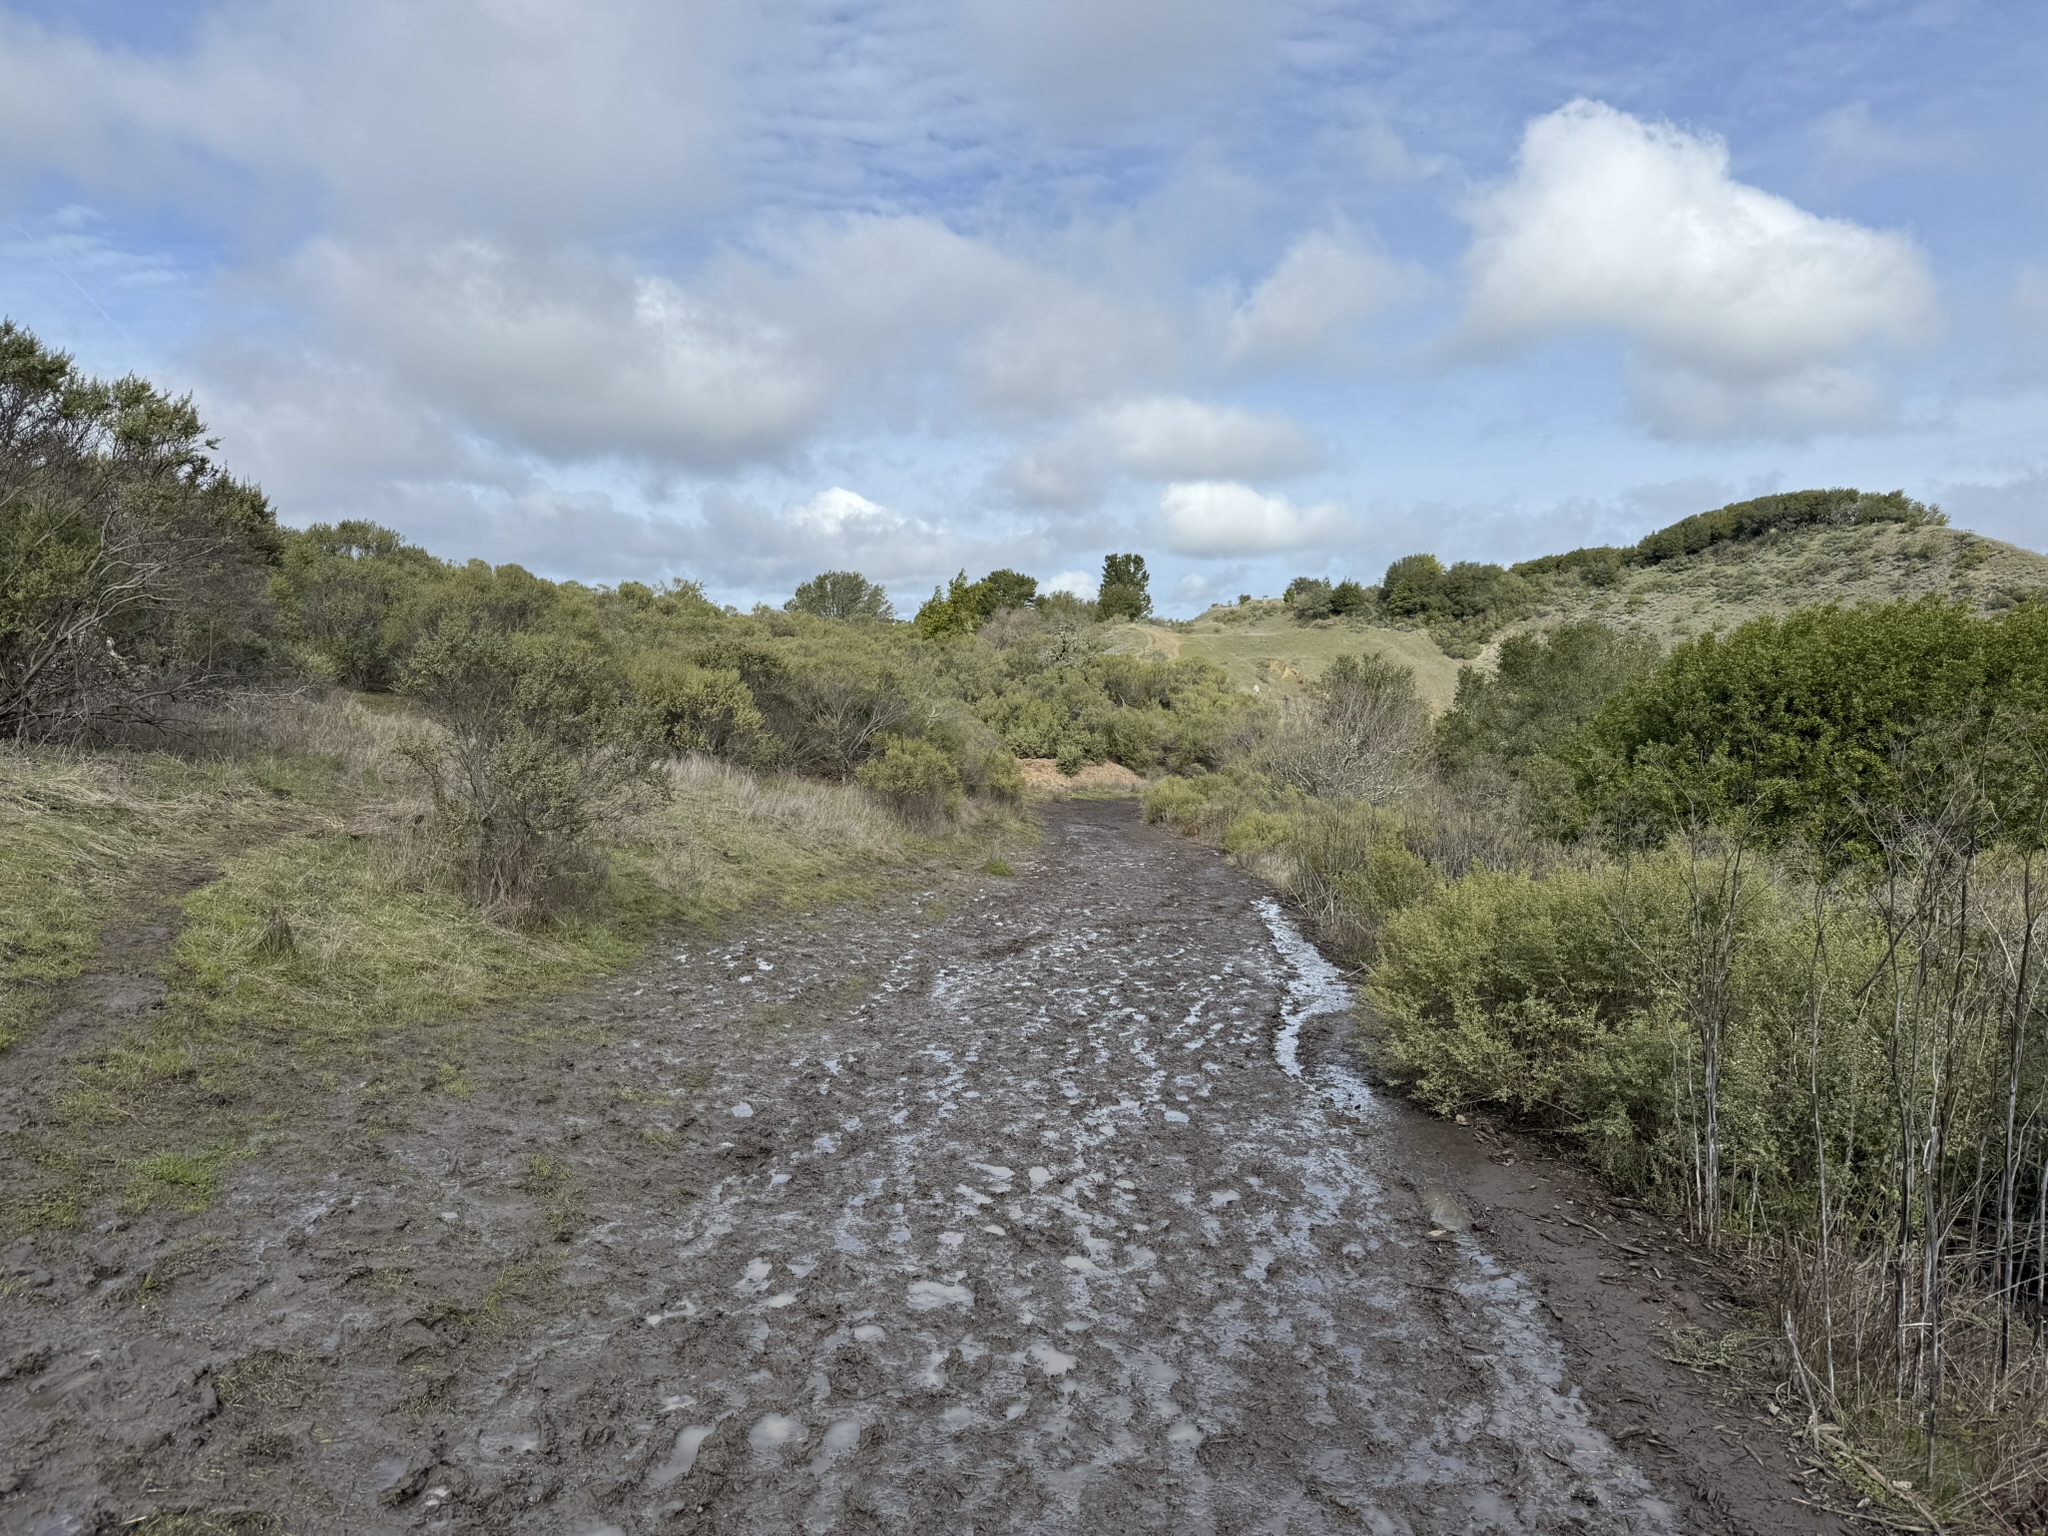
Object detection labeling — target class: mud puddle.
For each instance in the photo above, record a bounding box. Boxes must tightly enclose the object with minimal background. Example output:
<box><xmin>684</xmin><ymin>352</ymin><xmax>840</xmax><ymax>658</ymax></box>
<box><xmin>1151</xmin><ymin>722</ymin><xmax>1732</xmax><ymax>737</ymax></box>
<box><xmin>2</xmin><ymin>801</ymin><xmax>1834</xmax><ymax>1533</ymax></box>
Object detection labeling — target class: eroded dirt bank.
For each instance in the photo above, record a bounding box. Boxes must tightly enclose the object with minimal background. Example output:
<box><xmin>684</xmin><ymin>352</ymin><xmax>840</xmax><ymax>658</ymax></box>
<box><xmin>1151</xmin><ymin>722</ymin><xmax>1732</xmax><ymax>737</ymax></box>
<box><xmin>2</xmin><ymin>801</ymin><xmax>1837</xmax><ymax>1534</ymax></box>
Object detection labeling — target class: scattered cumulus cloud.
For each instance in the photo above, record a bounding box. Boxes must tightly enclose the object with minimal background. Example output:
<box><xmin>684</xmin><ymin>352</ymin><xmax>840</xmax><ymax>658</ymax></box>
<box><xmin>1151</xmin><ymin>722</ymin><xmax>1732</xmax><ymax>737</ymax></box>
<box><xmin>1098</xmin><ymin>397</ymin><xmax>1321</xmax><ymax>480</ymax></box>
<box><xmin>2</xmin><ymin>6</ymin><xmax>2039</xmax><ymax>604</ymax></box>
<box><xmin>1155</xmin><ymin>480</ymin><xmax>1342</xmax><ymax>557</ymax></box>
<box><xmin>1353</xmin><ymin>118</ymin><xmax>1448</xmax><ymax>184</ymax></box>
<box><xmin>1042</xmin><ymin>569</ymin><xmax>1099</xmax><ymax>599</ymax></box>
<box><xmin>1459</xmin><ymin>99</ymin><xmax>1941</xmax><ymax>439</ymax></box>
<box><xmin>989</xmin><ymin>438</ymin><xmax>1108</xmax><ymax>511</ymax></box>
<box><xmin>701</xmin><ymin>485</ymin><xmax>950</xmax><ymax>595</ymax></box>
<box><xmin>1225</xmin><ymin>227</ymin><xmax>1421</xmax><ymax>371</ymax></box>
<box><xmin>787</xmin><ymin>486</ymin><xmax>899</xmax><ymax>536</ymax></box>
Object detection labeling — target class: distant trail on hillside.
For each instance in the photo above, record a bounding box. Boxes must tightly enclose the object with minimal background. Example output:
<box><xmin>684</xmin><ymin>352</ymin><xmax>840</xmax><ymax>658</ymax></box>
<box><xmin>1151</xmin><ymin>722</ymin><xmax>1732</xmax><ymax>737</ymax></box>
<box><xmin>1</xmin><ymin>803</ymin><xmax>1838</xmax><ymax>1534</ymax></box>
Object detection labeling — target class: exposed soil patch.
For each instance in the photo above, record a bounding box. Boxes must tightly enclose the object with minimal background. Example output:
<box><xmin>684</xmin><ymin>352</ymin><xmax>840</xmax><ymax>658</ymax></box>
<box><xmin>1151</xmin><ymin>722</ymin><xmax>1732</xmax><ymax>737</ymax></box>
<box><xmin>2</xmin><ymin>802</ymin><xmax>1841</xmax><ymax>1533</ymax></box>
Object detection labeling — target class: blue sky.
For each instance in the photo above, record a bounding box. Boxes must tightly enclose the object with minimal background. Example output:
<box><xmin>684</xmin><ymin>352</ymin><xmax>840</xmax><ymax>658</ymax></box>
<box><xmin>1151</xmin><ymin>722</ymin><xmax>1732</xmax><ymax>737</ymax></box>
<box><xmin>2</xmin><ymin>0</ymin><xmax>2044</xmax><ymax>613</ymax></box>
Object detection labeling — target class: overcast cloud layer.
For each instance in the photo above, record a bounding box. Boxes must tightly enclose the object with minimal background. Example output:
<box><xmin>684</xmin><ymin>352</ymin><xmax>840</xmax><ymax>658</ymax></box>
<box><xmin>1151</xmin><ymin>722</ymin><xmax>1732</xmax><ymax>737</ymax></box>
<box><xmin>1</xmin><ymin>0</ymin><xmax>2043</xmax><ymax>611</ymax></box>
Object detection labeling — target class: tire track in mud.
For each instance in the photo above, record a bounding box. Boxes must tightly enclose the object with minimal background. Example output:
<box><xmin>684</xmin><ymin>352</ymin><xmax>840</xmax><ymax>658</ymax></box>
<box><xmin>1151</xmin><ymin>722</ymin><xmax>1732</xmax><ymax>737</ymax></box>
<box><xmin>6</xmin><ymin>801</ymin><xmax>1745</xmax><ymax>1533</ymax></box>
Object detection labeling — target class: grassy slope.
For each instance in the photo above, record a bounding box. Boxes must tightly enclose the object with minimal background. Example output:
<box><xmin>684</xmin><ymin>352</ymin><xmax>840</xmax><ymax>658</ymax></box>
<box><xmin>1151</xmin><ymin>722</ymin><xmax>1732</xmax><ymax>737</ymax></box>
<box><xmin>0</xmin><ymin>700</ymin><xmax>1024</xmax><ymax>1233</ymax></box>
<box><xmin>1498</xmin><ymin>521</ymin><xmax>2048</xmax><ymax>654</ymax></box>
<box><xmin>1129</xmin><ymin>523</ymin><xmax>2048</xmax><ymax>713</ymax></box>
<box><xmin>1118</xmin><ymin>609</ymin><xmax>1467</xmax><ymax>712</ymax></box>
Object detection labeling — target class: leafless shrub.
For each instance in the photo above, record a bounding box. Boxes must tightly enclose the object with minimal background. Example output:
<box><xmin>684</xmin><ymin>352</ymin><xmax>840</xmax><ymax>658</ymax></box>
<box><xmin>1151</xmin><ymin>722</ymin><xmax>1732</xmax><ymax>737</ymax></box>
<box><xmin>773</xmin><ymin>666</ymin><xmax>917</xmax><ymax>781</ymax></box>
<box><xmin>1255</xmin><ymin>653</ymin><xmax>1430</xmax><ymax>806</ymax></box>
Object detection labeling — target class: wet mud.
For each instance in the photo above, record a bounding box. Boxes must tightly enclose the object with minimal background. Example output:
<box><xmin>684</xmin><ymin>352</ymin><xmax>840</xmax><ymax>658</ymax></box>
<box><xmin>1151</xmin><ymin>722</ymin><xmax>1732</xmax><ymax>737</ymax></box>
<box><xmin>2</xmin><ymin>801</ymin><xmax>1840</xmax><ymax>1533</ymax></box>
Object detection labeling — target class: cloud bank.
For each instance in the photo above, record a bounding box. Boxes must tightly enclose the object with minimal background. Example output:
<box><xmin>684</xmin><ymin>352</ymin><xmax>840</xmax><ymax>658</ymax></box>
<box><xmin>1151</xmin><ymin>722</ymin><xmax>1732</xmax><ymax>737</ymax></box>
<box><xmin>1461</xmin><ymin>100</ymin><xmax>1940</xmax><ymax>439</ymax></box>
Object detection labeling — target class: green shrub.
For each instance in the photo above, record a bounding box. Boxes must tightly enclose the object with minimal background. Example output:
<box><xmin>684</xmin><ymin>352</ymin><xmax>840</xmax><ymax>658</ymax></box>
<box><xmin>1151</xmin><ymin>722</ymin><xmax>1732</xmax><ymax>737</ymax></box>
<box><xmin>1</xmin><ymin>322</ymin><xmax>283</xmax><ymax>742</ymax></box>
<box><xmin>1378</xmin><ymin>552</ymin><xmax>1527</xmax><ymax>646</ymax></box>
<box><xmin>1257</xmin><ymin>652</ymin><xmax>1428</xmax><ymax>805</ymax></box>
<box><xmin>272</xmin><ymin>521</ymin><xmax>439</xmax><ymax>689</ymax></box>
<box><xmin>1284</xmin><ymin>803</ymin><xmax>1436</xmax><ymax>962</ymax></box>
<box><xmin>1437</xmin><ymin>620</ymin><xmax>1661</xmax><ymax>831</ymax></box>
<box><xmin>771</xmin><ymin>664</ymin><xmax>917</xmax><ymax>779</ymax></box>
<box><xmin>972</xmin><ymin>747</ymin><xmax>1026</xmax><ymax>804</ymax></box>
<box><xmin>1634</xmin><ymin>487</ymin><xmax>1938</xmax><ymax>565</ymax></box>
<box><xmin>400</xmin><ymin>627</ymin><xmax>661</xmax><ymax>920</ymax></box>
<box><xmin>1284</xmin><ymin>576</ymin><xmax>1334</xmax><ymax>620</ymax></box>
<box><xmin>1370</xmin><ymin>865</ymin><xmax>1651</xmax><ymax>1116</ymax></box>
<box><xmin>855</xmin><ymin>735</ymin><xmax>962</xmax><ymax>822</ymax></box>
<box><xmin>631</xmin><ymin>658</ymin><xmax>769</xmax><ymax>763</ymax></box>
<box><xmin>1221</xmin><ymin>811</ymin><xmax>1290</xmax><ymax>857</ymax></box>
<box><xmin>1142</xmin><ymin>776</ymin><xmax>1208</xmax><ymax>830</ymax></box>
<box><xmin>1578</xmin><ymin>599</ymin><xmax>2048</xmax><ymax>854</ymax></box>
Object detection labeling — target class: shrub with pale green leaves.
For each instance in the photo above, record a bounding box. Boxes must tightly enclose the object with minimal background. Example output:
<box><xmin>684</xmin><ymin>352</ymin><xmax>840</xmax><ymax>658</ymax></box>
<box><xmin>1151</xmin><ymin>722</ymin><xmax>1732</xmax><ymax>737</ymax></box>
<box><xmin>401</xmin><ymin>626</ymin><xmax>661</xmax><ymax>920</ymax></box>
<box><xmin>855</xmin><ymin>734</ymin><xmax>962</xmax><ymax>823</ymax></box>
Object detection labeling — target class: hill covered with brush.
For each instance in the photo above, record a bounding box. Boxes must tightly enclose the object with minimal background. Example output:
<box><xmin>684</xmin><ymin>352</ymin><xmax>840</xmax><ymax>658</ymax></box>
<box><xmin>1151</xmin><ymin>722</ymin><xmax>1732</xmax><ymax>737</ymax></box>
<box><xmin>1158</xmin><ymin>489</ymin><xmax>2048</xmax><ymax>709</ymax></box>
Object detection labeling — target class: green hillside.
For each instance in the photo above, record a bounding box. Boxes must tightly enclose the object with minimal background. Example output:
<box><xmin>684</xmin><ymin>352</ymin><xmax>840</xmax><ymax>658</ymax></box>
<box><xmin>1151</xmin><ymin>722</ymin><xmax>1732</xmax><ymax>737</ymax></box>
<box><xmin>1504</xmin><ymin>518</ymin><xmax>2048</xmax><ymax>647</ymax></box>
<box><xmin>1152</xmin><ymin>496</ymin><xmax>2048</xmax><ymax>712</ymax></box>
<box><xmin>1120</xmin><ymin>610</ymin><xmax>1468</xmax><ymax>711</ymax></box>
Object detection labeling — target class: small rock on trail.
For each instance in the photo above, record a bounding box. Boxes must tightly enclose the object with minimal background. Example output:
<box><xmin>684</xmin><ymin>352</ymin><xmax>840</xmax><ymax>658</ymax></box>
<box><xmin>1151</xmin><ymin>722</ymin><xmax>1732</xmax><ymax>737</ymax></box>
<box><xmin>0</xmin><ymin>800</ymin><xmax>1824</xmax><ymax>1534</ymax></box>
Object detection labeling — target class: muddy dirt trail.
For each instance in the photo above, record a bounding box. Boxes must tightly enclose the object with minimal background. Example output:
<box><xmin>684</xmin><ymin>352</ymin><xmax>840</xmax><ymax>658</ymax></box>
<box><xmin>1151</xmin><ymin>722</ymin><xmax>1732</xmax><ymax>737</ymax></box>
<box><xmin>3</xmin><ymin>801</ymin><xmax>1839</xmax><ymax>1534</ymax></box>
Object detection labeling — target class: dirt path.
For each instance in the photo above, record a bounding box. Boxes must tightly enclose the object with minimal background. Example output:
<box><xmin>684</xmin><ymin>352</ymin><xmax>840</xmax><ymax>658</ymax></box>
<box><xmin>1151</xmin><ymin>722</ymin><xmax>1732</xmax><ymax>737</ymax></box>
<box><xmin>2</xmin><ymin>801</ymin><xmax>1840</xmax><ymax>1534</ymax></box>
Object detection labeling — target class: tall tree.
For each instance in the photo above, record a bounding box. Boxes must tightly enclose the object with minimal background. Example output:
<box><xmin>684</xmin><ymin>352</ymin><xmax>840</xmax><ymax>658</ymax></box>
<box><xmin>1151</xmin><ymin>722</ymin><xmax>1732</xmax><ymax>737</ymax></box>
<box><xmin>1097</xmin><ymin>552</ymin><xmax>1152</xmax><ymax>621</ymax></box>
<box><xmin>786</xmin><ymin>570</ymin><xmax>894</xmax><ymax>622</ymax></box>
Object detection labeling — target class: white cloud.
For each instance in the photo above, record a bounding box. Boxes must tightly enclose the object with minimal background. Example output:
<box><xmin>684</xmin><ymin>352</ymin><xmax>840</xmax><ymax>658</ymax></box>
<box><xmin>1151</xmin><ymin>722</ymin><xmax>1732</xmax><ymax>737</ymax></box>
<box><xmin>294</xmin><ymin>238</ymin><xmax>823</xmax><ymax>469</ymax></box>
<box><xmin>988</xmin><ymin>439</ymin><xmax>1108</xmax><ymax>511</ymax></box>
<box><xmin>698</xmin><ymin>486</ymin><xmax>952</xmax><ymax>597</ymax></box>
<box><xmin>281</xmin><ymin>214</ymin><xmax>1212</xmax><ymax>475</ymax></box>
<box><xmin>0</xmin><ymin>2</ymin><xmax>737</xmax><ymax>237</ymax></box>
<box><xmin>1098</xmin><ymin>397</ymin><xmax>1321</xmax><ymax>480</ymax></box>
<box><xmin>208</xmin><ymin>205</ymin><xmax>1353</xmax><ymax>526</ymax></box>
<box><xmin>1225</xmin><ymin>227</ymin><xmax>1419</xmax><ymax>370</ymax></box>
<box><xmin>1461</xmin><ymin>99</ymin><xmax>1940</xmax><ymax>438</ymax></box>
<box><xmin>1156</xmin><ymin>481</ymin><xmax>1341</xmax><ymax>557</ymax></box>
<box><xmin>1043</xmin><ymin>569</ymin><xmax>1099</xmax><ymax>599</ymax></box>
<box><xmin>787</xmin><ymin>486</ymin><xmax>900</xmax><ymax>536</ymax></box>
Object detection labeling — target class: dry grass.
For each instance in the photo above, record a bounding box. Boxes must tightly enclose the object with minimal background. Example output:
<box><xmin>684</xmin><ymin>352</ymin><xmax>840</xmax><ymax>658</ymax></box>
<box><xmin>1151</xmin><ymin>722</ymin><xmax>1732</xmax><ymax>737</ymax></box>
<box><xmin>1016</xmin><ymin>758</ymin><xmax>1147</xmax><ymax>796</ymax></box>
<box><xmin>1498</xmin><ymin>522</ymin><xmax>2048</xmax><ymax>659</ymax></box>
<box><xmin>1775</xmin><ymin>1238</ymin><xmax>2048</xmax><ymax>1531</ymax></box>
<box><xmin>620</xmin><ymin>755</ymin><xmax>1029</xmax><ymax>923</ymax></box>
<box><xmin>183</xmin><ymin>686</ymin><xmax>427</xmax><ymax>773</ymax></box>
<box><xmin>3</xmin><ymin>705</ymin><xmax>1025</xmax><ymax>1235</ymax></box>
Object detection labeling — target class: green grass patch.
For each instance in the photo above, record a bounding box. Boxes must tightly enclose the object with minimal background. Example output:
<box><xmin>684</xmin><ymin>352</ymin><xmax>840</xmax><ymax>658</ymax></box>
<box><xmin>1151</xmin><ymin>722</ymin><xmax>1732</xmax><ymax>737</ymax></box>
<box><xmin>0</xmin><ymin>744</ymin><xmax>368</xmax><ymax>1054</ymax></box>
<box><xmin>3</xmin><ymin>740</ymin><xmax>1027</xmax><ymax>1236</ymax></box>
<box><xmin>1126</xmin><ymin>618</ymin><xmax>1465</xmax><ymax>713</ymax></box>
